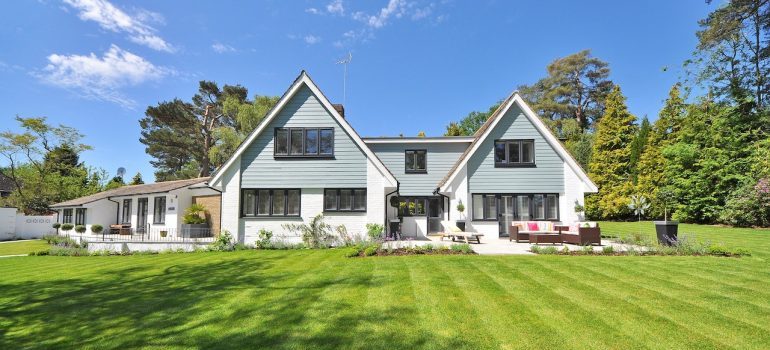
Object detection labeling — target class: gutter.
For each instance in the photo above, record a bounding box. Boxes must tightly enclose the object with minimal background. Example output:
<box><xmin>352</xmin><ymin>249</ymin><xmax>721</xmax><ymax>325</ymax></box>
<box><xmin>106</xmin><ymin>197</ymin><xmax>120</xmax><ymax>224</ymax></box>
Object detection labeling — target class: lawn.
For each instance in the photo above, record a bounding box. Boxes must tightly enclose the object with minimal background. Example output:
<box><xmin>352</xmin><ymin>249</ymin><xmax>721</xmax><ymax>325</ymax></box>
<box><xmin>0</xmin><ymin>240</ymin><xmax>49</xmax><ymax>256</ymax></box>
<box><xmin>0</xmin><ymin>222</ymin><xmax>768</xmax><ymax>349</ymax></box>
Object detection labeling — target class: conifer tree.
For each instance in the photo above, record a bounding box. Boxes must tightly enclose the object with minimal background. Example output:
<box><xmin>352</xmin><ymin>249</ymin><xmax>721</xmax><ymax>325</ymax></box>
<box><xmin>130</xmin><ymin>172</ymin><xmax>145</xmax><ymax>185</ymax></box>
<box><xmin>636</xmin><ymin>85</ymin><xmax>686</xmax><ymax>218</ymax></box>
<box><xmin>586</xmin><ymin>86</ymin><xmax>638</xmax><ymax>219</ymax></box>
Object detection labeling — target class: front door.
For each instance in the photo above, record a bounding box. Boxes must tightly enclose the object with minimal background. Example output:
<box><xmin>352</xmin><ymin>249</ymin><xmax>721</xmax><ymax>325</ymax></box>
<box><xmin>137</xmin><ymin>198</ymin><xmax>148</xmax><ymax>232</ymax></box>
<box><xmin>498</xmin><ymin>195</ymin><xmax>514</xmax><ymax>237</ymax></box>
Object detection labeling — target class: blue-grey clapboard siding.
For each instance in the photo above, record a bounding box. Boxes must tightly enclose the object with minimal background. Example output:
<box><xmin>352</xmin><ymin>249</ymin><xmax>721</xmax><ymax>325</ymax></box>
<box><xmin>368</xmin><ymin>142</ymin><xmax>468</xmax><ymax>196</ymax></box>
<box><xmin>468</xmin><ymin>104</ymin><xmax>565</xmax><ymax>193</ymax></box>
<box><xmin>240</xmin><ymin>84</ymin><xmax>367</xmax><ymax>188</ymax></box>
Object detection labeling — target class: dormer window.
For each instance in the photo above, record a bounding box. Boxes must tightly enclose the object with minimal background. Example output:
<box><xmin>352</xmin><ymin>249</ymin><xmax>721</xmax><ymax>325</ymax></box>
<box><xmin>405</xmin><ymin>149</ymin><xmax>427</xmax><ymax>173</ymax></box>
<box><xmin>494</xmin><ymin>139</ymin><xmax>535</xmax><ymax>167</ymax></box>
<box><xmin>275</xmin><ymin>128</ymin><xmax>334</xmax><ymax>158</ymax></box>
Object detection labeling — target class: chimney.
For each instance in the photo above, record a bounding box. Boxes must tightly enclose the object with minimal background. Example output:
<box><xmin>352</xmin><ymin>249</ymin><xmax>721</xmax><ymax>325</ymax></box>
<box><xmin>332</xmin><ymin>104</ymin><xmax>345</xmax><ymax>118</ymax></box>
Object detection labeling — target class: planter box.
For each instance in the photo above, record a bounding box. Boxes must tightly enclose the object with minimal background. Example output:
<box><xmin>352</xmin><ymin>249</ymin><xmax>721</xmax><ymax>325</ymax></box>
<box><xmin>654</xmin><ymin>221</ymin><xmax>679</xmax><ymax>245</ymax></box>
<box><xmin>181</xmin><ymin>224</ymin><xmax>212</xmax><ymax>238</ymax></box>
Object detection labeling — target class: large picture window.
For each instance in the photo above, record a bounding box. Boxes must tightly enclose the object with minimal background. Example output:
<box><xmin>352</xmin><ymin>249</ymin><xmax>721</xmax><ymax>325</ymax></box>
<box><xmin>405</xmin><ymin>150</ymin><xmax>427</xmax><ymax>173</ymax></box>
<box><xmin>274</xmin><ymin>128</ymin><xmax>334</xmax><ymax>157</ymax></box>
<box><xmin>494</xmin><ymin>139</ymin><xmax>535</xmax><ymax>167</ymax></box>
<box><xmin>241</xmin><ymin>189</ymin><xmax>300</xmax><ymax>217</ymax></box>
<box><xmin>153</xmin><ymin>196</ymin><xmax>166</xmax><ymax>224</ymax></box>
<box><xmin>62</xmin><ymin>209</ymin><xmax>73</xmax><ymax>224</ymax></box>
<box><xmin>324</xmin><ymin>189</ymin><xmax>367</xmax><ymax>212</ymax></box>
<box><xmin>75</xmin><ymin>208</ymin><xmax>86</xmax><ymax>225</ymax></box>
<box><xmin>473</xmin><ymin>193</ymin><xmax>559</xmax><ymax>221</ymax></box>
<box><xmin>122</xmin><ymin>199</ymin><xmax>132</xmax><ymax>224</ymax></box>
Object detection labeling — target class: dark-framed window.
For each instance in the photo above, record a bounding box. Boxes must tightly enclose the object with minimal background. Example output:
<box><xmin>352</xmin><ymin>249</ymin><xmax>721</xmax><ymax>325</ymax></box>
<box><xmin>494</xmin><ymin>139</ymin><xmax>535</xmax><ymax>167</ymax></box>
<box><xmin>122</xmin><ymin>199</ymin><xmax>132</xmax><ymax>224</ymax></box>
<box><xmin>153</xmin><ymin>196</ymin><xmax>166</xmax><ymax>224</ymax></box>
<box><xmin>397</xmin><ymin>197</ymin><xmax>442</xmax><ymax>217</ymax></box>
<box><xmin>405</xmin><ymin>150</ymin><xmax>427</xmax><ymax>173</ymax></box>
<box><xmin>62</xmin><ymin>209</ymin><xmax>73</xmax><ymax>224</ymax></box>
<box><xmin>274</xmin><ymin>127</ymin><xmax>334</xmax><ymax>158</ymax></box>
<box><xmin>241</xmin><ymin>189</ymin><xmax>300</xmax><ymax>217</ymax></box>
<box><xmin>472</xmin><ymin>193</ymin><xmax>559</xmax><ymax>221</ymax></box>
<box><xmin>324</xmin><ymin>189</ymin><xmax>367</xmax><ymax>212</ymax></box>
<box><xmin>75</xmin><ymin>208</ymin><xmax>86</xmax><ymax>225</ymax></box>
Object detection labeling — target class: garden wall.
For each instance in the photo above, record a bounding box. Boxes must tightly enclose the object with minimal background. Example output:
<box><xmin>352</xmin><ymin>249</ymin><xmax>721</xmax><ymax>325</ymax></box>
<box><xmin>0</xmin><ymin>208</ymin><xmax>55</xmax><ymax>240</ymax></box>
<box><xmin>87</xmin><ymin>241</ymin><xmax>210</xmax><ymax>253</ymax></box>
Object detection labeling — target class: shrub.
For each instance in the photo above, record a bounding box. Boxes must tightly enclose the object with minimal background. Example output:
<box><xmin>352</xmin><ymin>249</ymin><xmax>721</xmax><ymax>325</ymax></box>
<box><xmin>450</xmin><ymin>244</ymin><xmax>473</xmax><ymax>254</ymax></box>
<box><xmin>530</xmin><ymin>245</ymin><xmax>541</xmax><ymax>254</ymax></box>
<box><xmin>90</xmin><ymin>224</ymin><xmax>104</xmax><ymax>234</ymax></box>
<box><xmin>363</xmin><ymin>245</ymin><xmax>378</xmax><ymax>256</ymax></box>
<box><xmin>423</xmin><ymin>243</ymin><xmax>434</xmax><ymax>252</ymax></box>
<box><xmin>183</xmin><ymin>203</ymin><xmax>208</xmax><ymax>224</ymax></box>
<box><xmin>52</xmin><ymin>223</ymin><xmax>61</xmax><ymax>229</ymax></box>
<box><xmin>210</xmin><ymin>231</ymin><xmax>234</xmax><ymax>251</ymax></box>
<box><xmin>49</xmin><ymin>246</ymin><xmax>88</xmax><ymax>256</ymax></box>
<box><xmin>283</xmin><ymin>214</ymin><xmax>334</xmax><ymax>248</ymax></box>
<box><xmin>540</xmin><ymin>246</ymin><xmax>558</xmax><ymax>255</ymax></box>
<box><xmin>255</xmin><ymin>228</ymin><xmax>273</xmax><ymax>249</ymax></box>
<box><xmin>562</xmin><ymin>246</ymin><xmax>571</xmax><ymax>254</ymax></box>
<box><xmin>581</xmin><ymin>245</ymin><xmax>594</xmax><ymax>255</ymax></box>
<box><xmin>365</xmin><ymin>223</ymin><xmax>385</xmax><ymax>241</ymax></box>
<box><xmin>29</xmin><ymin>250</ymin><xmax>49</xmax><ymax>256</ymax></box>
<box><xmin>602</xmin><ymin>245</ymin><xmax>615</xmax><ymax>255</ymax></box>
<box><xmin>61</xmin><ymin>223</ymin><xmax>74</xmax><ymax>232</ymax></box>
<box><xmin>74</xmin><ymin>225</ymin><xmax>86</xmax><ymax>233</ymax></box>
<box><xmin>706</xmin><ymin>244</ymin><xmax>730</xmax><ymax>256</ymax></box>
<box><xmin>344</xmin><ymin>247</ymin><xmax>361</xmax><ymax>258</ymax></box>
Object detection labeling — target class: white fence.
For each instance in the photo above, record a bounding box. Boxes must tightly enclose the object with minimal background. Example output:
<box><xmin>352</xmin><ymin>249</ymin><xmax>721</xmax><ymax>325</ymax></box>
<box><xmin>0</xmin><ymin>207</ymin><xmax>56</xmax><ymax>240</ymax></box>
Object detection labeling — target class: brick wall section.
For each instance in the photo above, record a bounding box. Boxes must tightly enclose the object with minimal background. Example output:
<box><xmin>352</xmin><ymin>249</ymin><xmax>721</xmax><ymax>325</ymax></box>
<box><xmin>193</xmin><ymin>195</ymin><xmax>221</xmax><ymax>235</ymax></box>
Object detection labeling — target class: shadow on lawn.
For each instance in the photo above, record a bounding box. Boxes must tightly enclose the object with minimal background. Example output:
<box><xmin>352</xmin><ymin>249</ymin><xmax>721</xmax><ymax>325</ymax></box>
<box><xmin>0</xmin><ymin>254</ymin><xmax>473</xmax><ymax>349</ymax></box>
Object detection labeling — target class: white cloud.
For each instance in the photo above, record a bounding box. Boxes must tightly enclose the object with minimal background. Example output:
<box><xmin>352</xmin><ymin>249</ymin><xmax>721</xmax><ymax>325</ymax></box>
<box><xmin>305</xmin><ymin>8</ymin><xmax>321</xmax><ymax>15</ymax></box>
<box><xmin>358</xmin><ymin>0</ymin><xmax>408</xmax><ymax>28</ymax></box>
<box><xmin>36</xmin><ymin>45</ymin><xmax>171</xmax><ymax>107</ymax></box>
<box><xmin>62</xmin><ymin>0</ymin><xmax>174</xmax><ymax>52</ymax></box>
<box><xmin>326</xmin><ymin>0</ymin><xmax>345</xmax><ymax>15</ymax></box>
<box><xmin>211</xmin><ymin>42</ymin><xmax>236</xmax><ymax>53</ymax></box>
<box><xmin>304</xmin><ymin>35</ymin><xmax>322</xmax><ymax>44</ymax></box>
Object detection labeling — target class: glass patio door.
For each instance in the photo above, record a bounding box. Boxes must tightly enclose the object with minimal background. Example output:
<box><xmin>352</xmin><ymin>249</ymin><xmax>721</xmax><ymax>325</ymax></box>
<box><xmin>137</xmin><ymin>198</ymin><xmax>148</xmax><ymax>233</ymax></box>
<box><xmin>498</xmin><ymin>195</ymin><xmax>514</xmax><ymax>237</ymax></box>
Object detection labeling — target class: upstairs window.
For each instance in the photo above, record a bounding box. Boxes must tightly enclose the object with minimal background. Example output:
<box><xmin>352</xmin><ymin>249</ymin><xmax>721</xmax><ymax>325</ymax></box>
<box><xmin>405</xmin><ymin>150</ymin><xmax>427</xmax><ymax>173</ymax></box>
<box><xmin>494</xmin><ymin>139</ymin><xmax>535</xmax><ymax>167</ymax></box>
<box><xmin>275</xmin><ymin>128</ymin><xmax>334</xmax><ymax>158</ymax></box>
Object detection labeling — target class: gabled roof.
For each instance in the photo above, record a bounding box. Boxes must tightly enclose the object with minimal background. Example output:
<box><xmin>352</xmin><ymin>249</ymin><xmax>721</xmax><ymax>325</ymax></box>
<box><xmin>50</xmin><ymin>177</ymin><xmax>210</xmax><ymax>208</ymax></box>
<box><xmin>437</xmin><ymin>92</ymin><xmax>598</xmax><ymax>193</ymax></box>
<box><xmin>209</xmin><ymin>71</ymin><xmax>398</xmax><ymax>188</ymax></box>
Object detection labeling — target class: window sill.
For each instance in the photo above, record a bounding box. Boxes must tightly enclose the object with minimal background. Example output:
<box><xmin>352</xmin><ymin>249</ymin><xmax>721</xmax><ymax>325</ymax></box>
<box><xmin>241</xmin><ymin>215</ymin><xmax>303</xmax><ymax>219</ymax></box>
<box><xmin>274</xmin><ymin>155</ymin><xmax>335</xmax><ymax>160</ymax></box>
<box><xmin>494</xmin><ymin>163</ymin><xmax>536</xmax><ymax>168</ymax></box>
<box><xmin>405</xmin><ymin>170</ymin><xmax>428</xmax><ymax>174</ymax></box>
<box><xmin>471</xmin><ymin>218</ymin><xmax>498</xmax><ymax>222</ymax></box>
<box><xmin>324</xmin><ymin>210</ymin><xmax>367</xmax><ymax>213</ymax></box>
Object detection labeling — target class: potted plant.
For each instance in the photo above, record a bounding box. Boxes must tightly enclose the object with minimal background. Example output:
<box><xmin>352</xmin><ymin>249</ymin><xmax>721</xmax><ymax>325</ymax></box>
<box><xmin>653</xmin><ymin>188</ymin><xmax>678</xmax><ymax>245</ymax></box>
<box><xmin>456</xmin><ymin>199</ymin><xmax>466</xmax><ymax>231</ymax></box>
<box><xmin>182</xmin><ymin>203</ymin><xmax>209</xmax><ymax>238</ymax></box>
<box><xmin>61</xmin><ymin>223</ymin><xmax>74</xmax><ymax>235</ymax></box>
<box><xmin>574</xmin><ymin>200</ymin><xmax>585</xmax><ymax>221</ymax></box>
<box><xmin>160</xmin><ymin>230</ymin><xmax>168</xmax><ymax>238</ymax></box>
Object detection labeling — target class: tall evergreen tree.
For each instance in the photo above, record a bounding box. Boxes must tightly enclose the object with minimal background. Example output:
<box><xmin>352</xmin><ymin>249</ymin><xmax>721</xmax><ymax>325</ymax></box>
<box><xmin>636</xmin><ymin>85</ymin><xmax>686</xmax><ymax>218</ymax></box>
<box><xmin>129</xmin><ymin>172</ymin><xmax>145</xmax><ymax>185</ymax></box>
<box><xmin>629</xmin><ymin>116</ymin><xmax>651</xmax><ymax>183</ymax></box>
<box><xmin>586</xmin><ymin>86</ymin><xmax>638</xmax><ymax>219</ymax></box>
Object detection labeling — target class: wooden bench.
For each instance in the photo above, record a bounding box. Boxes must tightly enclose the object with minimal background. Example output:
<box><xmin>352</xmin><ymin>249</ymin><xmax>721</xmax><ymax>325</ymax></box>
<box><xmin>109</xmin><ymin>224</ymin><xmax>131</xmax><ymax>235</ymax></box>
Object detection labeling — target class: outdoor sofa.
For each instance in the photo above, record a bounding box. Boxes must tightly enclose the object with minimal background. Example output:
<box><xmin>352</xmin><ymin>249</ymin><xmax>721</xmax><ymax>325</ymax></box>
<box><xmin>509</xmin><ymin>221</ymin><xmax>601</xmax><ymax>245</ymax></box>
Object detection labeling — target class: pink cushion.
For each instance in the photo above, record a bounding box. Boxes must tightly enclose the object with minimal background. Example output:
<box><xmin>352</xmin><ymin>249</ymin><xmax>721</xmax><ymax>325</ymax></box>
<box><xmin>569</xmin><ymin>224</ymin><xmax>578</xmax><ymax>233</ymax></box>
<box><xmin>527</xmin><ymin>222</ymin><xmax>539</xmax><ymax>231</ymax></box>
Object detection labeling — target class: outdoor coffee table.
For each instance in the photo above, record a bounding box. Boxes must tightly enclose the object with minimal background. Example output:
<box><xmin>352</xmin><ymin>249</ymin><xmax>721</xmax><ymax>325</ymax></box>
<box><xmin>530</xmin><ymin>233</ymin><xmax>562</xmax><ymax>245</ymax></box>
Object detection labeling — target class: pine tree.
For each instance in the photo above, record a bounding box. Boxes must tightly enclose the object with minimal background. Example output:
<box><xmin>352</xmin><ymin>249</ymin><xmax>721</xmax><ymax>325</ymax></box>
<box><xmin>629</xmin><ymin>116</ymin><xmax>651</xmax><ymax>184</ymax></box>
<box><xmin>130</xmin><ymin>172</ymin><xmax>145</xmax><ymax>185</ymax></box>
<box><xmin>636</xmin><ymin>84</ymin><xmax>686</xmax><ymax>218</ymax></box>
<box><xmin>586</xmin><ymin>86</ymin><xmax>638</xmax><ymax>219</ymax></box>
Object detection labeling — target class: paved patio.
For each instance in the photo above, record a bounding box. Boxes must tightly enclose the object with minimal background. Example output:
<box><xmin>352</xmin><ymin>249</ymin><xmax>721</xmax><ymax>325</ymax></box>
<box><xmin>384</xmin><ymin>235</ymin><xmax>627</xmax><ymax>255</ymax></box>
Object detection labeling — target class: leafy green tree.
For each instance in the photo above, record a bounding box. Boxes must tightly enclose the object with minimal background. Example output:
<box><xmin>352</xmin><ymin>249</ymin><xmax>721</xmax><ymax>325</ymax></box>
<box><xmin>105</xmin><ymin>176</ymin><xmax>125</xmax><ymax>191</ymax></box>
<box><xmin>209</xmin><ymin>94</ymin><xmax>279</xmax><ymax>167</ymax></box>
<box><xmin>586</xmin><ymin>86</ymin><xmax>638</xmax><ymax>219</ymax></box>
<box><xmin>443</xmin><ymin>102</ymin><xmax>501</xmax><ymax>136</ymax></box>
<box><xmin>129</xmin><ymin>172</ymin><xmax>144</xmax><ymax>185</ymax></box>
<box><xmin>518</xmin><ymin>50</ymin><xmax>615</xmax><ymax>130</ymax></box>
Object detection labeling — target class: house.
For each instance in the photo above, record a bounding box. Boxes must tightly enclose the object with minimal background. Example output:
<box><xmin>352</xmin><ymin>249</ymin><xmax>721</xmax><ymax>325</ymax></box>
<box><xmin>0</xmin><ymin>171</ymin><xmax>14</xmax><ymax>198</ymax></box>
<box><xmin>50</xmin><ymin>177</ymin><xmax>220</xmax><ymax>237</ymax></box>
<box><xmin>208</xmin><ymin>71</ymin><xmax>597</xmax><ymax>244</ymax></box>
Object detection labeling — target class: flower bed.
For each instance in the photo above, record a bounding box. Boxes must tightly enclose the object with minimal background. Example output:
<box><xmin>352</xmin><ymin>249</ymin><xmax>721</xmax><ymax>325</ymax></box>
<box><xmin>345</xmin><ymin>243</ymin><xmax>475</xmax><ymax>257</ymax></box>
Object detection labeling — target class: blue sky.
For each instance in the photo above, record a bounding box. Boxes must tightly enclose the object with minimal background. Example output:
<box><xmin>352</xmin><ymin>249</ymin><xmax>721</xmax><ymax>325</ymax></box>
<box><xmin>1</xmin><ymin>0</ymin><xmax>715</xmax><ymax>183</ymax></box>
